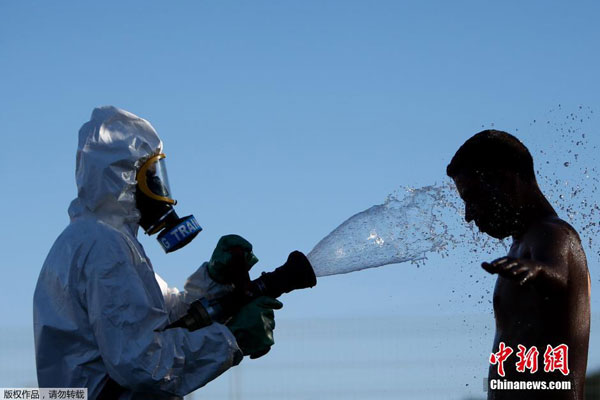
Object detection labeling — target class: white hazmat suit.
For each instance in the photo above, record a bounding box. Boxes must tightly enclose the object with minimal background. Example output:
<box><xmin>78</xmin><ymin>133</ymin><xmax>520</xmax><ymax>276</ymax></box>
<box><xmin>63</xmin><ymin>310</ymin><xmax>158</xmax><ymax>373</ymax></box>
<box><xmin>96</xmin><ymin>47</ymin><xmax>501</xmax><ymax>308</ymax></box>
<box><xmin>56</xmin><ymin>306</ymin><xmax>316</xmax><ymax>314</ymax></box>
<box><xmin>34</xmin><ymin>106</ymin><xmax>243</xmax><ymax>399</ymax></box>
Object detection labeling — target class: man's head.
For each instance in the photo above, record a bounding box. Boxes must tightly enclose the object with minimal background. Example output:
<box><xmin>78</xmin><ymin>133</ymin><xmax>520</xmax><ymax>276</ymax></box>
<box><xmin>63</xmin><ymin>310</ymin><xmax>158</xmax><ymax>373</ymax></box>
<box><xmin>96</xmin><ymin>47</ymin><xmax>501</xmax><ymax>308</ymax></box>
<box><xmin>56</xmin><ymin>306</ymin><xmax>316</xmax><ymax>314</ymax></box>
<box><xmin>447</xmin><ymin>130</ymin><xmax>541</xmax><ymax>239</ymax></box>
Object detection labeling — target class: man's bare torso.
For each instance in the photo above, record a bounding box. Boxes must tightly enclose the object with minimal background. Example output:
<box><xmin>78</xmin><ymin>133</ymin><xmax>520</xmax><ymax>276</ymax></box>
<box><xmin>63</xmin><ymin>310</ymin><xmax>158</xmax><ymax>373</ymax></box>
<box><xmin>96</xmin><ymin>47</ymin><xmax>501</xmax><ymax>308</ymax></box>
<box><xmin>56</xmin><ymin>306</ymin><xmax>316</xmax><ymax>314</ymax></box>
<box><xmin>489</xmin><ymin>217</ymin><xmax>590</xmax><ymax>400</ymax></box>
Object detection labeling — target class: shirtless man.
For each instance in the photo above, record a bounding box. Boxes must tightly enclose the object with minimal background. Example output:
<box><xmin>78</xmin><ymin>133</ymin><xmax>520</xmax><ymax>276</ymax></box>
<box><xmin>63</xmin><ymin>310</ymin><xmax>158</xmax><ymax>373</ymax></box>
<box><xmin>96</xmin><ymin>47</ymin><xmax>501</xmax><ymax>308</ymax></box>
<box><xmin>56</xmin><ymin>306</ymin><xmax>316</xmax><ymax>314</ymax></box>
<box><xmin>446</xmin><ymin>130</ymin><xmax>590</xmax><ymax>400</ymax></box>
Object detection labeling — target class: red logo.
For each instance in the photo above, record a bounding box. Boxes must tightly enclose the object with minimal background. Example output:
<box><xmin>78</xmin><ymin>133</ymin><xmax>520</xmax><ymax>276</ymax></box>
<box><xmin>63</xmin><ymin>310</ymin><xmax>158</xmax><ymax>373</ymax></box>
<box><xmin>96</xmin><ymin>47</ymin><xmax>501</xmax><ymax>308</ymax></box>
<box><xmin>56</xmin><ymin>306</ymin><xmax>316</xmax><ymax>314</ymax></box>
<box><xmin>543</xmin><ymin>344</ymin><xmax>570</xmax><ymax>376</ymax></box>
<box><xmin>489</xmin><ymin>343</ymin><xmax>569</xmax><ymax>376</ymax></box>
<box><xmin>515</xmin><ymin>345</ymin><xmax>539</xmax><ymax>373</ymax></box>
<box><xmin>489</xmin><ymin>342</ymin><xmax>514</xmax><ymax>377</ymax></box>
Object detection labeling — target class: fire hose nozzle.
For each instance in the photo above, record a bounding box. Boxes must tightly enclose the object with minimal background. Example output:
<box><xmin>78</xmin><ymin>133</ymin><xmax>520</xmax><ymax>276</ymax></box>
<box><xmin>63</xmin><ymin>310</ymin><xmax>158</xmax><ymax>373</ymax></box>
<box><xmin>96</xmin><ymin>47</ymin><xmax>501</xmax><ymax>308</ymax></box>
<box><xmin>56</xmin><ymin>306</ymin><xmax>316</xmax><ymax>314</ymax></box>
<box><xmin>160</xmin><ymin>251</ymin><xmax>317</xmax><ymax>332</ymax></box>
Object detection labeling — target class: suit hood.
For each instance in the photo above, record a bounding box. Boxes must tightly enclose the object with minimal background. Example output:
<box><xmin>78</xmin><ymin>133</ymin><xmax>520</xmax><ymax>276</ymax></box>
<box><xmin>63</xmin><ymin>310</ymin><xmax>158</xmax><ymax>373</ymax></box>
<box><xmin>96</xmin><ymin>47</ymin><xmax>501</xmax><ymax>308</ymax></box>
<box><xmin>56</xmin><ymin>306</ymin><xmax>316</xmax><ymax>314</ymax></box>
<box><xmin>68</xmin><ymin>106</ymin><xmax>163</xmax><ymax>229</ymax></box>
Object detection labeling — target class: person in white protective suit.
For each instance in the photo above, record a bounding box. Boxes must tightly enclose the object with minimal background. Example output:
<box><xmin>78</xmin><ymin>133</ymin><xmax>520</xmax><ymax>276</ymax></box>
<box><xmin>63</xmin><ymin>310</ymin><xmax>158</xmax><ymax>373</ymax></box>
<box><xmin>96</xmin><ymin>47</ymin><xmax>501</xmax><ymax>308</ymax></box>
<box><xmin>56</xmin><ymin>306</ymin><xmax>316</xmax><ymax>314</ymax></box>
<box><xmin>33</xmin><ymin>106</ymin><xmax>283</xmax><ymax>399</ymax></box>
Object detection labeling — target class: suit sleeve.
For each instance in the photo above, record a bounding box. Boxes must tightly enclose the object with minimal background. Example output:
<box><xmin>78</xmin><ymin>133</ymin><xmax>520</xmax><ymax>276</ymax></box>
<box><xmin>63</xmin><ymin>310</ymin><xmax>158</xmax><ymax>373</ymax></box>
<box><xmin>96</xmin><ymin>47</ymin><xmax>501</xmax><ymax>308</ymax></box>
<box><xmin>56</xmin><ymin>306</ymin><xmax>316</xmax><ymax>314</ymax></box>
<box><xmin>155</xmin><ymin>262</ymin><xmax>235</xmax><ymax>322</ymax></box>
<box><xmin>84</xmin><ymin>236</ymin><xmax>242</xmax><ymax>396</ymax></box>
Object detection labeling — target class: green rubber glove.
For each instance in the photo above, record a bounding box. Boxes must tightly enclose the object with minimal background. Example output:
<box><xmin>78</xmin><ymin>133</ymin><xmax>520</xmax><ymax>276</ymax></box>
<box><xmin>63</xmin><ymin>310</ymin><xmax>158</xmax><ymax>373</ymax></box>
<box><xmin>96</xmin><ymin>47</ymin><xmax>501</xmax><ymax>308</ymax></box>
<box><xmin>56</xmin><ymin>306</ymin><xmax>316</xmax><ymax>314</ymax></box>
<box><xmin>226</xmin><ymin>296</ymin><xmax>283</xmax><ymax>359</ymax></box>
<box><xmin>207</xmin><ymin>234</ymin><xmax>259</xmax><ymax>284</ymax></box>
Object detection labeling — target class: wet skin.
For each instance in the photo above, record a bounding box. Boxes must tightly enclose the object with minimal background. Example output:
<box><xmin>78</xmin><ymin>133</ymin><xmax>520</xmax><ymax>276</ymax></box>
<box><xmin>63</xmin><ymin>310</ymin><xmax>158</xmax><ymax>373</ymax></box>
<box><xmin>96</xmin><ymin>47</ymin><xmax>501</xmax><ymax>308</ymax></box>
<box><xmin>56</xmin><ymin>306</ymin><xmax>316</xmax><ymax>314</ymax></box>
<box><xmin>453</xmin><ymin>172</ymin><xmax>590</xmax><ymax>400</ymax></box>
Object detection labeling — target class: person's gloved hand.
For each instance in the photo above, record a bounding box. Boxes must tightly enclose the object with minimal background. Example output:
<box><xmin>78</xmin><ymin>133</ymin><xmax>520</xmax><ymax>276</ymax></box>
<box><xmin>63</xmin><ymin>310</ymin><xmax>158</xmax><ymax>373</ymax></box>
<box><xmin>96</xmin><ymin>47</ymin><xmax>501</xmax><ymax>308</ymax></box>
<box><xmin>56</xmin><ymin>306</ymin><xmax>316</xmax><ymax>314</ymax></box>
<box><xmin>208</xmin><ymin>234</ymin><xmax>259</xmax><ymax>285</ymax></box>
<box><xmin>226</xmin><ymin>296</ymin><xmax>283</xmax><ymax>359</ymax></box>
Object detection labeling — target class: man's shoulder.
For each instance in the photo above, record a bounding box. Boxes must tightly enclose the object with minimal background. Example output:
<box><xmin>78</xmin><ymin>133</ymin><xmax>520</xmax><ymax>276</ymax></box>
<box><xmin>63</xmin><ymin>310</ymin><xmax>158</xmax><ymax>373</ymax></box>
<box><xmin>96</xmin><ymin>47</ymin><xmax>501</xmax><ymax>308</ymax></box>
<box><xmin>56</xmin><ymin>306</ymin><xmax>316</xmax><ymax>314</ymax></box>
<box><xmin>525</xmin><ymin>216</ymin><xmax>588</xmax><ymax>272</ymax></box>
<box><xmin>526</xmin><ymin>216</ymin><xmax>581</xmax><ymax>244</ymax></box>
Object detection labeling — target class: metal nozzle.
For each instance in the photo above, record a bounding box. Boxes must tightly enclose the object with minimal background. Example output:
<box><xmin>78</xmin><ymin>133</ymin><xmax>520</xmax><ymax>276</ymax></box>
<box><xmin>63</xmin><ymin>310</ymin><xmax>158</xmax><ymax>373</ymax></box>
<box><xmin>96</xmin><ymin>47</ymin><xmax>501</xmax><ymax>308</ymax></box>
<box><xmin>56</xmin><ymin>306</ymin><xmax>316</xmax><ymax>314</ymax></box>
<box><xmin>159</xmin><ymin>251</ymin><xmax>317</xmax><ymax>332</ymax></box>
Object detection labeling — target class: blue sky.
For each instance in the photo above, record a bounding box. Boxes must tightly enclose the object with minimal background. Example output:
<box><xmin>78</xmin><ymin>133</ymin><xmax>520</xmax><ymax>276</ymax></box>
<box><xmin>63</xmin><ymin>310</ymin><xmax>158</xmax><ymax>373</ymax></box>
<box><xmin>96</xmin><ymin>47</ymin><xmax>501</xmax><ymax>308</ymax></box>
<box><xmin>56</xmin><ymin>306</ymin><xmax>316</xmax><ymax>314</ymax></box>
<box><xmin>1</xmin><ymin>1</ymin><xmax>599</xmax><ymax>398</ymax></box>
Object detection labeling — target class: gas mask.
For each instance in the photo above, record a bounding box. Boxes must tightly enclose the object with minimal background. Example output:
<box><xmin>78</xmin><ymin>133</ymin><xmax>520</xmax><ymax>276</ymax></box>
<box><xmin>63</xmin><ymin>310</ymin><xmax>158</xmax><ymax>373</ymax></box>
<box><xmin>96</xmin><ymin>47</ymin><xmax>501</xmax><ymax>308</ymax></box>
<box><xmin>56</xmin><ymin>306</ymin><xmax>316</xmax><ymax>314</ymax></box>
<box><xmin>136</xmin><ymin>153</ymin><xmax>202</xmax><ymax>253</ymax></box>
